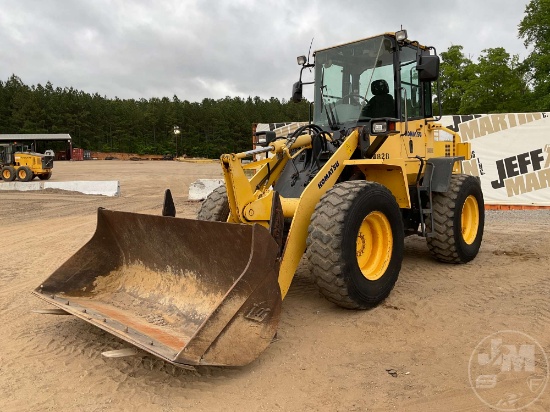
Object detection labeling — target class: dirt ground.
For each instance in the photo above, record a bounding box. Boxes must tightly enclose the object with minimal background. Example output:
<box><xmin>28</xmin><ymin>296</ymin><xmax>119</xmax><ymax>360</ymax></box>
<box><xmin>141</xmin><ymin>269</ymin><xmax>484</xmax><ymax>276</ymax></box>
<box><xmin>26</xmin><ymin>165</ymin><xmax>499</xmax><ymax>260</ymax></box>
<box><xmin>1</xmin><ymin>160</ymin><xmax>549</xmax><ymax>412</ymax></box>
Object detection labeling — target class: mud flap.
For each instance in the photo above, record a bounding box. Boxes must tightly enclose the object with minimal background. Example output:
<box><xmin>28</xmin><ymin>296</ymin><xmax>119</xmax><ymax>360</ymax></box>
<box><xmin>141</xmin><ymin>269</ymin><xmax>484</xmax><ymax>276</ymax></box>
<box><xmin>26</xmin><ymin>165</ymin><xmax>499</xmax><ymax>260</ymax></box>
<box><xmin>33</xmin><ymin>208</ymin><xmax>281</xmax><ymax>367</ymax></box>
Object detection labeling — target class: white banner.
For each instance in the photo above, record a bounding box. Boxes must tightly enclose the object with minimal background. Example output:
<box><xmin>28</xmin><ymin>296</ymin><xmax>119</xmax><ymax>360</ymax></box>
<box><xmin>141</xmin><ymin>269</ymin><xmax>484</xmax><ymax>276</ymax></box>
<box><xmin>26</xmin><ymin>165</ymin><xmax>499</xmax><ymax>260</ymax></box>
<box><xmin>441</xmin><ymin>113</ymin><xmax>550</xmax><ymax>206</ymax></box>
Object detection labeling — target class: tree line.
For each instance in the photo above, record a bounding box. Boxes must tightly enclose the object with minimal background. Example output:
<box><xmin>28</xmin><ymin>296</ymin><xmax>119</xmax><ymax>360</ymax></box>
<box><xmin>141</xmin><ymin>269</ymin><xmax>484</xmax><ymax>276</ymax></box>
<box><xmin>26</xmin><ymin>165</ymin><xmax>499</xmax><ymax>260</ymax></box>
<box><xmin>0</xmin><ymin>77</ymin><xmax>310</xmax><ymax>158</ymax></box>
<box><xmin>0</xmin><ymin>1</ymin><xmax>546</xmax><ymax>158</ymax></box>
<box><xmin>438</xmin><ymin>0</ymin><xmax>548</xmax><ymax>115</ymax></box>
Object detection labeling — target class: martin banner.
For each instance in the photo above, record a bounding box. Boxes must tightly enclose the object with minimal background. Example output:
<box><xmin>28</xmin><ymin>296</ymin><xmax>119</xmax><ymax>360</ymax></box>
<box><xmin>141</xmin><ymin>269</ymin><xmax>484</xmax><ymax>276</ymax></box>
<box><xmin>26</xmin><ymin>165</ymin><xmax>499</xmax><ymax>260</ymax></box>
<box><xmin>441</xmin><ymin>113</ymin><xmax>550</xmax><ymax>206</ymax></box>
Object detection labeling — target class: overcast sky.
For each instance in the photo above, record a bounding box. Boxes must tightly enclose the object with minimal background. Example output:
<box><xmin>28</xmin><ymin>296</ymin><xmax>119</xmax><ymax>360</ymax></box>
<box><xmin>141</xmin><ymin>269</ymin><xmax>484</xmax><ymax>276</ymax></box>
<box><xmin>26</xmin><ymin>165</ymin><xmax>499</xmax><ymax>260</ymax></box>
<box><xmin>0</xmin><ymin>0</ymin><xmax>531</xmax><ymax>103</ymax></box>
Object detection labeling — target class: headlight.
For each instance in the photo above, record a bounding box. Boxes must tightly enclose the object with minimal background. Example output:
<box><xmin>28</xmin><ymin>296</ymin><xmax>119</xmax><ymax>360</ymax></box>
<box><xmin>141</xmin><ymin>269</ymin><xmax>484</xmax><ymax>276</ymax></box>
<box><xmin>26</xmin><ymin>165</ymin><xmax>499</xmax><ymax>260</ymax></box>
<box><xmin>396</xmin><ymin>29</ymin><xmax>408</xmax><ymax>42</ymax></box>
<box><xmin>255</xmin><ymin>131</ymin><xmax>276</xmax><ymax>147</ymax></box>
<box><xmin>371</xmin><ymin>121</ymin><xmax>387</xmax><ymax>134</ymax></box>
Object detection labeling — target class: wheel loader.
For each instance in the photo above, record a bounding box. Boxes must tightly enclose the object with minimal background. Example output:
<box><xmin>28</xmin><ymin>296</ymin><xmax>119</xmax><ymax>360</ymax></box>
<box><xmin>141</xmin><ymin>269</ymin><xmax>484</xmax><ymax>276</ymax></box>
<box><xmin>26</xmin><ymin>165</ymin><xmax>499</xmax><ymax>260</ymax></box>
<box><xmin>0</xmin><ymin>143</ymin><xmax>54</xmax><ymax>181</ymax></box>
<box><xmin>33</xmin><ymin>30</ymin><xmax>484</xmax><ymax>368</ymax></box>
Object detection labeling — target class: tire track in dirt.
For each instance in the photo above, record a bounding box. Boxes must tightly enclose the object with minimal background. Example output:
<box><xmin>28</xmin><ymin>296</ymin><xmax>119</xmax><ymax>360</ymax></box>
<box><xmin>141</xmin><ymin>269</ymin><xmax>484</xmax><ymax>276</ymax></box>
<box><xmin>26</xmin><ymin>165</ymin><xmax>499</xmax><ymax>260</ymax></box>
<box><xmin>0</xmin><ymin>187</ymin><xmax>200</xmax><ymax>400</ymax></box>
<box><xmin>2</xmin><ymin>162</ymin><xmax>550</xmax><ymax>411</ymax></box>
<box><xmin>0</xmin><ymin>162</ymin><xmax>245</xmax><ymax>411</ymax></box>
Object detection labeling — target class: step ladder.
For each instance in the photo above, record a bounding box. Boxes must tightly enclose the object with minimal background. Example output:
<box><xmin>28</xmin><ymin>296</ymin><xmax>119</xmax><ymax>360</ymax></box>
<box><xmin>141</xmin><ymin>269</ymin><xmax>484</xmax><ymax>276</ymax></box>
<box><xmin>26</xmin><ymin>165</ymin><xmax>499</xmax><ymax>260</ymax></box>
<box><xmin>416</xmin><ymin>161</ymin><xmax>435</xmax><ymax>237</ymax></box>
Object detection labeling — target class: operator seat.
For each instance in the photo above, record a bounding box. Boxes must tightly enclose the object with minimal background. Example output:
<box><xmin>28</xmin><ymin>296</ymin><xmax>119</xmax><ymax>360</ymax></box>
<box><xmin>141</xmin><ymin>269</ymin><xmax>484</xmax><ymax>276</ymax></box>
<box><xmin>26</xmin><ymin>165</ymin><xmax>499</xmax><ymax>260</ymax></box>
<box><xmin>361</xmin><ymin>79</ymin><xmax>395</xmax><ymax>118</ymax></box>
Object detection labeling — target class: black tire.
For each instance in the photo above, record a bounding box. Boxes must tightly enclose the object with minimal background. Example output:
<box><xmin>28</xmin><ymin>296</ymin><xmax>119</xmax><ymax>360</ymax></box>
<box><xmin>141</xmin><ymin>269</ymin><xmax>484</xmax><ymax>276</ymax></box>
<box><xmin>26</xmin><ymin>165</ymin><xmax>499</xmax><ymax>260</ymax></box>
<box><xmin>38</xmin><ymin>171</ymin><xmax>52</xmax><ymax>180</ymax></box>
<box><xmin>426</xmin><ymin>174</ymin><xmax>484</xmax><ymax>263</ymax></box>
<box><xmin>1</xmin><ymin>166</ymin><xmax>16</xmax><ymax>181</ymax></box>
<box><xmin>197</xmin><ymin>185</ymin><xmax>230</xmax><ymax>221</ymax></box>
<box><xmin>17</xmin><ymin>166</ymin><xmax>33</xmax><ymax>182</ymax></box>
<box><xmin>306</xmin><ymin>181</ymin><xmax>405</xmax><ymax>309</ymax></box>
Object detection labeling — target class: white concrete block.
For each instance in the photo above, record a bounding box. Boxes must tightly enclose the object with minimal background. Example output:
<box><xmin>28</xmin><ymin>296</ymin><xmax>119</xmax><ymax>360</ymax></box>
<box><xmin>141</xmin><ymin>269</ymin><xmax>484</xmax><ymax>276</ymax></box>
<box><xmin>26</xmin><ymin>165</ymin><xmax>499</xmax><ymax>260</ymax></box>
<box><xmin>44</xmin><ymin>181</ymin><xmax>120</xmax><ymax>197</ymax></box>
<box><xmin>188</xmin><ymin>179</ymin><xmax>224</xmax><ymax>200</ymax></box>
<box><xmin>0</xmin><ymin>180</ymin><xmax>120</xmax><ymax>196</ymax></box>
<box><xmin>0</xmin><ymin>182</ymin><xmax>42</xmax><ymax>191</ymax></box>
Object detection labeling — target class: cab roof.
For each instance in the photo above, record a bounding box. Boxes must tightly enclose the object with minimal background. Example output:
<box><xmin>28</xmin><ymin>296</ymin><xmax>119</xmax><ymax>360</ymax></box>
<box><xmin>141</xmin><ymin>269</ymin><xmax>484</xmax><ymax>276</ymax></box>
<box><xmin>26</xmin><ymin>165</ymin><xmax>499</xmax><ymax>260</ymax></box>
<box><xmin>314</xmin><ymin>32</ymin><xmax>427</xmax><ymax>54</ymax></box>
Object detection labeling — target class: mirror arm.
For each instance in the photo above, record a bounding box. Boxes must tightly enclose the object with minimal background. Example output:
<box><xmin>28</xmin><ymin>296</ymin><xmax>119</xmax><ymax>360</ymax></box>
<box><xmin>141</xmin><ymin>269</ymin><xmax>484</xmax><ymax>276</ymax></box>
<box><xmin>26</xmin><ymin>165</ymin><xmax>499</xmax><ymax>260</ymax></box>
<box><xmin>434</xmin><ymin>77</ymin><xmax>442</xmax><ymax>121</ymax></box>
<box><xmin>401</xmin><ymin>87</ymin><xmax>409</xmax><ymax>136</ymax></box>
<box><xmin>425</xmin><ymin>76</ymin><xmax>442</xmax><ymax>123</ymax></box>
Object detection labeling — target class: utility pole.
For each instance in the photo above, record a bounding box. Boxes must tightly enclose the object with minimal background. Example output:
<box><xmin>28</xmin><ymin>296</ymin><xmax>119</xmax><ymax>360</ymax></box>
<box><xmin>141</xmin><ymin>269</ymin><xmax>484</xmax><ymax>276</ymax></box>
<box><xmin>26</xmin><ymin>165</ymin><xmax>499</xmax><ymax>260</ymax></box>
<box><xmin>173</xmin><ymin>126</ymin><xmax>180</xmax><ymax>158</ymax></box>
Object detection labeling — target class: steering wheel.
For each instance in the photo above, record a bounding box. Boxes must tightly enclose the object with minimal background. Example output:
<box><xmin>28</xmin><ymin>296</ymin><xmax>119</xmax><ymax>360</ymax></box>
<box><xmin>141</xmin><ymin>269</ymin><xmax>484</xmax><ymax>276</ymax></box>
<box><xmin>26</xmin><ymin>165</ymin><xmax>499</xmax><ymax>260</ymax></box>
<box><xmin>339</xmin><ymin>94</ymin><xmax>368</xmax><ymax>105</ymax></box>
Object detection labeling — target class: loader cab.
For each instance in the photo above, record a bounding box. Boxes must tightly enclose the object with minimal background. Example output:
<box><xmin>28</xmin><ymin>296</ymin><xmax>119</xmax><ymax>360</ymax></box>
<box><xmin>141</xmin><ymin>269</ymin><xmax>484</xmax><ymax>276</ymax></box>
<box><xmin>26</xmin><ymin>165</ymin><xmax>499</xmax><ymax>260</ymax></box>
<box><xmin>0</xmin><ymin>143</ymin><xmax>15</xmax><ymax>165</ymax></box>
<box><xmin>302</xmin><ymin>32</ymin><xmax>438</xmax><ymax>129</ymax></box>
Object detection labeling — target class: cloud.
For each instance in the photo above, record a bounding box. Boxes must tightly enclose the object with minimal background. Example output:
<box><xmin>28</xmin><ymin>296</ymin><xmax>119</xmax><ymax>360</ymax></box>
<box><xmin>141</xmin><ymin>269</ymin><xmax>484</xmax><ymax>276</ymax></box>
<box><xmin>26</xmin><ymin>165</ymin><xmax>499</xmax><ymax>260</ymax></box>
<box><xmin>0</xmin><ymin>0</ymin><xmax>530</xmax><ymax>102</ymax></box>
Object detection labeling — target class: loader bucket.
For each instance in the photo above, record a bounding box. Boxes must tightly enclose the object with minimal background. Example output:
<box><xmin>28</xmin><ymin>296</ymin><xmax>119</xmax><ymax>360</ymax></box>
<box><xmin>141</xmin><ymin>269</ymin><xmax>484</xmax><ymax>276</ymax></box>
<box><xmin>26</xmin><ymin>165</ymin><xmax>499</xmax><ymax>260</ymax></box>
<box><xmin>32</xmin><ymin>208</ymin><xmax>282</xmax><ymax>367</ymax></box>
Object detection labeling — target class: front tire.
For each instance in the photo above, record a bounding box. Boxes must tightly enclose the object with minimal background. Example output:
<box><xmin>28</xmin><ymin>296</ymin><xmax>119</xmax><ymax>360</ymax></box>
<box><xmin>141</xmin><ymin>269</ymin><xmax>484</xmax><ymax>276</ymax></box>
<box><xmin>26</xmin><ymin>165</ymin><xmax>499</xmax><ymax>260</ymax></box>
<box><xmin>306</xmin><ymin>181</ymin><xmax>404</xmax><ymax>309</ymax></box>
<box><xmin>426</xmin><ymin>174</ymin><xmax>484</xmax><ymax>263</ymax></box>
<box><xmin>197</xmin><ymin>185</ymin><xmax>229</xmax><ymax>221</ymax></box>
<box><xmin>38</xmin><ymin>171</ymin><xmax>52</xmax><ymax>180</ymax></box>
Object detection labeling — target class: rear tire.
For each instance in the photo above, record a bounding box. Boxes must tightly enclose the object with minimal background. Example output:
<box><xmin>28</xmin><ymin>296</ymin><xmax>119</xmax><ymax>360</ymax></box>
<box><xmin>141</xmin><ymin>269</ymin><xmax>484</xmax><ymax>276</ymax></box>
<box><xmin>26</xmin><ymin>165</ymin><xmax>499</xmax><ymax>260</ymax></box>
<box><xmin>306</xmin><ymin>181</ymin><xmax>404</xmax><ymax>309</ymax></box>
<box><xmin>17</xmin><ymin>166</ymin><xmax>33</xmax><ymax>182</ymax></box>
<box><xmin>197</xmin><ymin>185</ymin><xmax>229</xmax><ymax>221</ymax></box>
<box><xmin>426</xmin><ymin>174</ymin><xmax>484</xmax><ymax>263</ymax></box>
<box><xmin>1</xmin><ymin>166</ymin><xmax>16</xmax><ymax>181</ymax></box>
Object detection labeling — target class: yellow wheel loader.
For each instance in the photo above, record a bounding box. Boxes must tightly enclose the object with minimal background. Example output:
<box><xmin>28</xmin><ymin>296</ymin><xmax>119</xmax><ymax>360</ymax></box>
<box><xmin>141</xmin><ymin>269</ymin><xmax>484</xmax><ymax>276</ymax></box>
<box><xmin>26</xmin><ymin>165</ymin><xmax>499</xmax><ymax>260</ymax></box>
<box><xmin>33</xmin><ymin>30</ymin><xmax>484</xmax><ymax>368</ymax></box>
<box><xmin>0</xmin><ymin>143</ymin><xmax>54</xmax><ymax>181</ymax></box>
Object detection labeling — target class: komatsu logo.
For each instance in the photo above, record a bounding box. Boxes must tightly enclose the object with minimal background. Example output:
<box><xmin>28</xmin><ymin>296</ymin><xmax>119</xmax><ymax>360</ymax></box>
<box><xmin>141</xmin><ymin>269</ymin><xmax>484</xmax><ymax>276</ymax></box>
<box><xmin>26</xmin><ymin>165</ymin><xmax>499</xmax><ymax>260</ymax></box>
<box><xmin>404</xmin><ymin>130</ymin><xmax>422</xmax><ymax>137</ymax></box>
<box><xmin>318</xmin><ymin>161</ymin><xmax>340</xmax><ymax>189</ymax></box>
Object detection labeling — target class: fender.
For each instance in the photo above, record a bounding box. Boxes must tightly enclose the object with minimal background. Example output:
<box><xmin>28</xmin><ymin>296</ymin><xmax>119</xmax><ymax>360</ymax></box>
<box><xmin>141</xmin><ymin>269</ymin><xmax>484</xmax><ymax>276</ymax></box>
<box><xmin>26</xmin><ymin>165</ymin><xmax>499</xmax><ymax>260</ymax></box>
<box><xmin>423</xmin><ymin>156</ymin><xmax>465</xmax><ymax>192</ymax></box>
<box><xmin>343</xmin><ymin>158</ymin><xmax>411</xmax><ymax>208</ymax></box>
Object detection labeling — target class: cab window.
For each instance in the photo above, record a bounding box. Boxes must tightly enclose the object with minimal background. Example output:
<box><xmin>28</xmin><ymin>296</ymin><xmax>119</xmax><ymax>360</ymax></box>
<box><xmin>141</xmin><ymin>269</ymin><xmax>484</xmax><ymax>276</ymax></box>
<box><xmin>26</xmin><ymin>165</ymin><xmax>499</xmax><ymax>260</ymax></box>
<box><xmin>400</xmin><ymin>46</ymin><xmax>421</xmax><ymax>120</ymax></box>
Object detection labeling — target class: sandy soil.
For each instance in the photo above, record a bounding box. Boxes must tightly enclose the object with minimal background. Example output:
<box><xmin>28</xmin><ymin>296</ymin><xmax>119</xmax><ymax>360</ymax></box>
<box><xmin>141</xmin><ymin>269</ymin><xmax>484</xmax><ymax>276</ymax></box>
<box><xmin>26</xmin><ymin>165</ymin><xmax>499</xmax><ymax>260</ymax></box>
<box><xmin>0</xmin><ymin>160</ymin><xmax>549</xmax><ymax>412</ymax></box>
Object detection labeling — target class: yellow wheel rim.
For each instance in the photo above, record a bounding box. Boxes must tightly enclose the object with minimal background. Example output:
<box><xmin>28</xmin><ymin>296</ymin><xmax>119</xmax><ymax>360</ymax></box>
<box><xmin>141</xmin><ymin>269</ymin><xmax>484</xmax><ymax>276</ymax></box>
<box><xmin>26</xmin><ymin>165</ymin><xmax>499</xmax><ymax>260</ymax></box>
<box><xmin>461</xmin><ymin>195</ymin><xmax>479</xmax><ymax>245</ymax></box>
<box><xmin>356</xmin><ymin>211</ymin><xmax>393</xmax><ymax>281</ymax></box>
<box><xmin>2</xmin><ymin>170</ymin><xmax>8</xmax><ymax>179</ymax></box>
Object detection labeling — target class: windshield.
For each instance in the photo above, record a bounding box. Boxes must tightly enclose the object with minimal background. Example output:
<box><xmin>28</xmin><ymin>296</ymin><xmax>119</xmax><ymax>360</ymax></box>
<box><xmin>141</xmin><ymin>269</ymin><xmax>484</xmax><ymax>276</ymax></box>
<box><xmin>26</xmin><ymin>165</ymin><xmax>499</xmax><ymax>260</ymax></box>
<box><xmin>313</xmin><ymin>35</ymin><xmax>396</xmax><ymax>126</ymax></box>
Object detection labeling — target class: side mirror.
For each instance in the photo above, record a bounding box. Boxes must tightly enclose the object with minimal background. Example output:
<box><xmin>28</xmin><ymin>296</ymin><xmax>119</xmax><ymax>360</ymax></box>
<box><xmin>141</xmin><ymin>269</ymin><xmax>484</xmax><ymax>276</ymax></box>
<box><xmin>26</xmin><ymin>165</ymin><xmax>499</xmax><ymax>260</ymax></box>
<box><xmin>291</xmin><ymin>81</ymin><xmax>303</xmax><ymax>103</ymax></box>
<box><xmin>417</xmin><ymin>55</ymin><xmax>440</xmax><ymax>82</ymax></box>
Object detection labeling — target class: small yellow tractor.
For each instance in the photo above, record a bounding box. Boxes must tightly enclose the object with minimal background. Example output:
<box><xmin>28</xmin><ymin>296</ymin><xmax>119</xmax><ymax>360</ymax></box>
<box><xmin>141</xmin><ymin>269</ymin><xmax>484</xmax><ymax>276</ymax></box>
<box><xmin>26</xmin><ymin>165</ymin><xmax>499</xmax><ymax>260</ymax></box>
<box><xmin>33</xmin><ymin>30</ymin><xmax>484</xmax><ymax>368</ymax></box>
<box><xmin>0</xmin><ymin>143</ymin><xmax>54</xmax><ymax>181</ymax></box>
